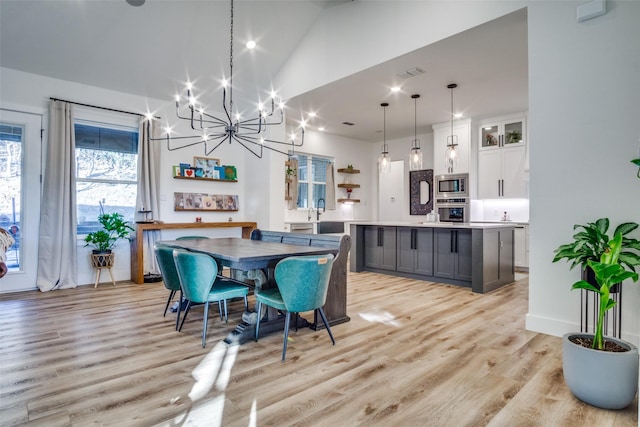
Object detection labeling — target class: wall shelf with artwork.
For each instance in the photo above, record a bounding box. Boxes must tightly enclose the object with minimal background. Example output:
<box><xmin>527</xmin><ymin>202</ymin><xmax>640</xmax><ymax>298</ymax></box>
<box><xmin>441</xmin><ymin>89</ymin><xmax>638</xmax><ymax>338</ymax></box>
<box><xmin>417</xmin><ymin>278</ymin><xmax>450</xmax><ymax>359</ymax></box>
<box><xmin>172</xmin><ymin>157</ymin><xmax>238</xmax><ymax>181</ymax></box>
<box><xmin>174</xmin><ymin>192</ymin><xmax>239</xmax><ymax>212</ymax></box>
<box><xmin>173</xmin><ymin>176</ymin><xmax>237</xmax><ymax>183</ymax></box>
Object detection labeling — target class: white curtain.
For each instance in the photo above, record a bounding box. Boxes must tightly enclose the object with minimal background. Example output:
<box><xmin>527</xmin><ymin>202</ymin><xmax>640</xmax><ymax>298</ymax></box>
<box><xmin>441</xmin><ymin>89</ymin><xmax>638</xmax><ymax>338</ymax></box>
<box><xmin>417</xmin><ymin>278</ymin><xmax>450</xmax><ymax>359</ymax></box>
<box><xmin>287</xmin><ymin>158</ymin><xmax>299</xmax><ymax>210</ymax></box>
<box><xmin>136</xmin><ymin>118</ymin><xmax>161</xmax><ymax>275</ymax></box>
<box><xmin>326</xmin><ymin>163</ymin><xmax>336</xmax><ymax>210</ymax></box>
<box><xmin>37</xmin><ymin>100</ymin><xmax>78</xmax><ymax>291</ymax></box>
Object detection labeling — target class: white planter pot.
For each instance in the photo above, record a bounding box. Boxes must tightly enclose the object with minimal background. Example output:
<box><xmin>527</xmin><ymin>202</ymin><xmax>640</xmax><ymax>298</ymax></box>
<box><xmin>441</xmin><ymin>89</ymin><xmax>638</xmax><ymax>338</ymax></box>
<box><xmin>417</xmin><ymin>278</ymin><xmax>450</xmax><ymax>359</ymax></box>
<box><xmin>563</xmin><ymin>333</ymin><xmax>639</xmax><ymax>409</ymax></box>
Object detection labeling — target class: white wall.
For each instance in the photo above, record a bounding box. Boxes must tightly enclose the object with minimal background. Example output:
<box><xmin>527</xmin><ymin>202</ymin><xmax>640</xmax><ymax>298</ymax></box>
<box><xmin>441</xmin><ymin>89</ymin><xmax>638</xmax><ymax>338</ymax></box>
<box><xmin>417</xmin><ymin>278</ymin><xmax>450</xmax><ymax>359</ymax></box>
<box><xmin>283</xmin><ymin>129</ymin><xmax>379</xmax><ymax>224</ymax></box>
<box><xmin>526</xmin><ymin>1</ymin><xmax>640</xmax><ymax>344</ymax></box>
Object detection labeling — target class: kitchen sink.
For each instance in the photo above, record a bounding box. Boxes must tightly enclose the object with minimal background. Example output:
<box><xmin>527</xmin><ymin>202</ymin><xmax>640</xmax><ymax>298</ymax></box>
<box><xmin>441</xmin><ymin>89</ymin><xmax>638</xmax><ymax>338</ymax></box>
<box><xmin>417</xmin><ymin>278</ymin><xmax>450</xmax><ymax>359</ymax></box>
<box><xmin>316</xmin><ymin>221</ymin><xmax>345</xmax><ymax>234</ymax></box>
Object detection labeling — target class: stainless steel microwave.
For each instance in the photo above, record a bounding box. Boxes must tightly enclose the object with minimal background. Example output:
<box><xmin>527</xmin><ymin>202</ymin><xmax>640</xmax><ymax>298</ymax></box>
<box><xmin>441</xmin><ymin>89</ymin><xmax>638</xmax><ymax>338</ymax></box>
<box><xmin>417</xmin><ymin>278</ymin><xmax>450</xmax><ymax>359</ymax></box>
<box><xmin>435</xmin><ymin>173</ymin><xmax>469</xmax><ymax>198</ymax></box>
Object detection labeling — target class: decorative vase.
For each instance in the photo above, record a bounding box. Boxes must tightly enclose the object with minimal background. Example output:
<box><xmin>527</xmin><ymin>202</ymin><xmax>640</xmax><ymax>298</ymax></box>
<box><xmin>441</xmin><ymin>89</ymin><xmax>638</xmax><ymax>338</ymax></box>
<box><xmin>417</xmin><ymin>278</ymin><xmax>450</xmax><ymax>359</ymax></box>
<box><xmin>562</xmin><ymin>333</ymin><xmax>638</xmax><ymax>409</ymax></box>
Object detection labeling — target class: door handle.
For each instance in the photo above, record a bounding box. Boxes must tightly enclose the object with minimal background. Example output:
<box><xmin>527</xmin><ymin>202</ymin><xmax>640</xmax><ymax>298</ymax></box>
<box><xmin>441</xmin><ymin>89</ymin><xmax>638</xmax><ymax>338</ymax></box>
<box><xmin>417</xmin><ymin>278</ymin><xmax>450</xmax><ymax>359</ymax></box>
<box><xmin>379</xmin><ymin>228</ymin><xmax>384</xmax><ymax>247</ymax></box>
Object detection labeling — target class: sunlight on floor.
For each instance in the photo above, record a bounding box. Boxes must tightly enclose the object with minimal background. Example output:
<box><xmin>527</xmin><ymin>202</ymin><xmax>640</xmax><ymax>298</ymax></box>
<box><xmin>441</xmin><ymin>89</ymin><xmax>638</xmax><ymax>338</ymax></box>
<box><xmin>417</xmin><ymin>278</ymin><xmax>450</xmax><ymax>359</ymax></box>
<box><xmin>358</xmin><ymin>309</ymin><xmax>402</xmax><ymax>327</ymax></box>
<box><xmin>163</xmin><ymin>340</ymin><xmax>240</xmax><ymax>426</ymax></box>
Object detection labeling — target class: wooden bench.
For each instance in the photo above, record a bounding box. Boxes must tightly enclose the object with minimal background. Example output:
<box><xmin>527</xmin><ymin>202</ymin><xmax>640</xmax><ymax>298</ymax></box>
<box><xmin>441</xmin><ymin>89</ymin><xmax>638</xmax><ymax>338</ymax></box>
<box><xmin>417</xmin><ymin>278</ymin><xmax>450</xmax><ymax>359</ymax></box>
<box><xmin>250</xmin><ymin>229</ymin><xmax>351</xmax><ymax>329</ymax></box>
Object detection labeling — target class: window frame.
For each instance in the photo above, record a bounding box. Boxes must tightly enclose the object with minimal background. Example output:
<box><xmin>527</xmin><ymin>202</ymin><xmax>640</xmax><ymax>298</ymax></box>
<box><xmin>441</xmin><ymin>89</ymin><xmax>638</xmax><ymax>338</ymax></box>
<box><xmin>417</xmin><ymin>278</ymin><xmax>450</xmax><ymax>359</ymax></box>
<box><xmin>290</xmin><ymin>152</ymin><xmax>334</xmax><ymax>209</ymax></box>
<box><xmin>73</xmin><ymin>107</ymin><xmax>139</xmax><ymax>235</ymax></box>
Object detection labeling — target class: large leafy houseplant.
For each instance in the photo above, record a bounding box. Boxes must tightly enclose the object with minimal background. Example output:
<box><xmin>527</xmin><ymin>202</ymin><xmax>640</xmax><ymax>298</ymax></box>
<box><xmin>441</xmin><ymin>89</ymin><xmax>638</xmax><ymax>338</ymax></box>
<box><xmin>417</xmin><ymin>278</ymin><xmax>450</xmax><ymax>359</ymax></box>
<box><xmin>84</xmin><ymin>213</ymin><xmax>134</xmax><ymax>252</ymax></box>
<box><xmin>552</xmin><ymin>218</ymin><xmax>640</xmax><ymax>278</ymax></box>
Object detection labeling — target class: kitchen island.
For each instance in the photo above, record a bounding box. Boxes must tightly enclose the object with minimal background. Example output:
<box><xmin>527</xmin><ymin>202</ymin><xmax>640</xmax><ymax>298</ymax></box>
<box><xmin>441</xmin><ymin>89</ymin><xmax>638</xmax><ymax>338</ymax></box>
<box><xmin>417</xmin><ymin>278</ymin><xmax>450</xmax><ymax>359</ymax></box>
<box><xmin>349</xmin><ymin>222</ymin><xmax>516</xmax><ymax>294</ymax></box>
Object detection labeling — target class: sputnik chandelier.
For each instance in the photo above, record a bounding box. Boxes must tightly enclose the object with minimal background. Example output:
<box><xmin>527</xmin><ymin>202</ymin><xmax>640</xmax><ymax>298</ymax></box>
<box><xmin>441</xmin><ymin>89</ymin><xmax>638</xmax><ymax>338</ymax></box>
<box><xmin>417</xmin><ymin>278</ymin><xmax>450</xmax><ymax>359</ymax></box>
<box><xmin>150</xmin><ymin>0</ymin><xmax>304</xmax><ymax>158</ymax></box>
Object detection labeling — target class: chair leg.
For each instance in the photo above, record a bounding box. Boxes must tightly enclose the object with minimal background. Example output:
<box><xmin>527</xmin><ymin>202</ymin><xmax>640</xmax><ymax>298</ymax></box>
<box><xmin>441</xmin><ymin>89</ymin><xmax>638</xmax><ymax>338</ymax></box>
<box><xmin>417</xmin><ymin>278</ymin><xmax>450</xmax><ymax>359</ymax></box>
<box><xmin>282</xmin><ymin>311</ymin><xmax>291</xmax><ymax>362</ymax></box>
<box><xmin>255</xmin><ymin>301</ymin><xmax>262</xmax><ymax>342</ymax></box>
<box><xmin>294</xmin><ymin>313</ymin><xmax>299</xmax><ymax>332</ymax></box>
<box><xmin>175</xmin><ymin>291</ymin><xmax>183</xmax><ymax>331</ymax></box>
<box><xmin>179</xmin><ymin>301</ymin><xmax>192</xmax><ymax>332</ymax></box>
<box><xmin>243</xmin><ymin>295</ymin><xmax>248</xmax><ymax>311</ymax></box>
<box><xmin>317</xmin><ymin>308</ymin><xmax>335</xmax><ymax>345</ymax></box>
<box><xmin>218</xmin><ymin>300</ymin><xmax>223</xmax><ymax>321</ymax></box>
<box><xmin>223</xmin><ymin>299</ymin><xmax>229</xmax><ymax>323</ymax></box>
<box><xmin>202</xmin><ymin>302</ymin><xmax>209</xmax><ymax>348</ymax></box>
<box><xmin>164</xmin><ymin>290</ymin><xmax>176</xmax><ymax>317</ymax></box>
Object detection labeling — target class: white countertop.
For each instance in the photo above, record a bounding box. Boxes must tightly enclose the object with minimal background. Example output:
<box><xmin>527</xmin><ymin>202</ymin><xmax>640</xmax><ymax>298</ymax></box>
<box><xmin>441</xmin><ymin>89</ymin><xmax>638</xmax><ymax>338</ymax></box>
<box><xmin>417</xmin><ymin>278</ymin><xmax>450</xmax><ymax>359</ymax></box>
<box><xmin>348</xmin><ymin>221</ymin><xmax>518</xmax><ymax>229</ymax></box>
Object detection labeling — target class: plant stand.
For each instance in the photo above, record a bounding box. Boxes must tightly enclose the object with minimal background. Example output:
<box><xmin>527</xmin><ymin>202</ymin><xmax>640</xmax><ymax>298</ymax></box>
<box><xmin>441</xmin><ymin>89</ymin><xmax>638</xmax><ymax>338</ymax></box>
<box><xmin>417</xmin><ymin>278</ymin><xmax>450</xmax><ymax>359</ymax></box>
<box><xmin>91</xmin><ymin>253</ymin><xmax>116</xmax><ymax>288</ymax></box>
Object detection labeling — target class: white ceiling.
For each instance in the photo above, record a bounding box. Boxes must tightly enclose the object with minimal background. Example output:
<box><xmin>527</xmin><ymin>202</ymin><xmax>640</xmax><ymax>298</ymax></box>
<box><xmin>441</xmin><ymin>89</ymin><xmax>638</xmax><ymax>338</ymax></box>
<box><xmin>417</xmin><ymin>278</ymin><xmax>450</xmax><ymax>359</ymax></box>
<box><xmin>0</xmin><ymin>1</ymin><xmax>528</xmax><ymax>143</ymax></box>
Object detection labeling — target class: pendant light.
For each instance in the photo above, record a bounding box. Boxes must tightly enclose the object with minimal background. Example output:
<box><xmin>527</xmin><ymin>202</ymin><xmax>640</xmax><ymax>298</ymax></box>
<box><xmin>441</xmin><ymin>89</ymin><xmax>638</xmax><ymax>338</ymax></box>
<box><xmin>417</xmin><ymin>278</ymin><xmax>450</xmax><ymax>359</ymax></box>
<box><xmin>445</xmin><ymin>83</ymin><xmax>458</xmax><ymax>173</ymax></box>
<box><xmin>409</xmin><ymin>94</ymin><xmax>423</xmax><ymax>171</ymax></box>
<box><xmin>378</xmin><ymin>102</ymin><xmax>391</xmax><ymax>174</ymax></box>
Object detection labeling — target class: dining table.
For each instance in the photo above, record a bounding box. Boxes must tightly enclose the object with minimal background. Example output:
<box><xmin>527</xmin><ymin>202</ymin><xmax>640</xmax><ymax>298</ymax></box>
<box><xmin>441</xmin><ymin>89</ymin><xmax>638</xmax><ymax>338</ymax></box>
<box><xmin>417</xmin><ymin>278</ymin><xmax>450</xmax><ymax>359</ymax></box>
<box><xmin>158</xmin><ymin>237</ymin><xmax>340</xmax><ymax>344</ymax></box>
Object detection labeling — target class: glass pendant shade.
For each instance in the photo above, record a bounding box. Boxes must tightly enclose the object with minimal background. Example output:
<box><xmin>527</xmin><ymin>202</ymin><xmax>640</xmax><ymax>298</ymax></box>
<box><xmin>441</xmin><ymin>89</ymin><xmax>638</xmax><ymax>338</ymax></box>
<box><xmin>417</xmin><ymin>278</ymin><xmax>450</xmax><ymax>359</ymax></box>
<box><xmin>378</xmin><ymin>102</ymin><xmax>391</xmax><ymax>174</ymax></box>
<box><xmin>409</xmin><ymin>141</ymin><xmax>423</xmax><ymax>171</ymax></box>
<box><xmin>445</xmin><ymin>84</ymin><xmax>458</xmax><ymax>173</ymax></box>
<box><xmin>408</xmin><ymin>94</ymin><xmax>423</xmax><ymax>171</ymax></box>
<box><xmin>379</xmin><ymin>149</ymin><xmax>391</xmax><ymax>174</ymax></box>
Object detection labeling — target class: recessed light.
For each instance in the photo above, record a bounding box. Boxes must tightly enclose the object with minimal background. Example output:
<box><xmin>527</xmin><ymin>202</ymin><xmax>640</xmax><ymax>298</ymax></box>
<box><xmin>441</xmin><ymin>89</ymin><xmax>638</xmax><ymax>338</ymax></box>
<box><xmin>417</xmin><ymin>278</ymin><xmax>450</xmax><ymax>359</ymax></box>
<box><xmin>246</xmin><ymin>40</ymin><xmax>256</xmax><ymax>49</ymax></box>
<box><xmin>342</xmin><ymin>121</ymin><xmax>354</xmax><ymax>126</ymax></box>
<box><xmin>308</xmin><ymin>112</ymin><xmax>317</xmax><ymax>118</ymax></box>
<box><xmin>390</xmin><ymin>86</ymin><xmax>401</xmax><ymax>93</ymax></box>
<box><xmin>318</xmin><ymin>127</ymin><xmax>325</xmax><ymax>132</ymax></box>
<box><xmin>454</xmin><ymin>113</ymin><xmax>463</xmax><ymax>119</ymax></box>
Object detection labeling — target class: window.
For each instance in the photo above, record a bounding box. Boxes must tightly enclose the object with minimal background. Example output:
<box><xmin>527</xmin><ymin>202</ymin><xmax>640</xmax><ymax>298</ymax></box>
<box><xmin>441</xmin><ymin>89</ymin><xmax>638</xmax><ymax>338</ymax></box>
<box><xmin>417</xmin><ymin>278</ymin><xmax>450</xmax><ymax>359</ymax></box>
<box><xmin>291</xmin><ymin>153</ymin><xmax>333</xmax><ymax>209</ymax></box>
<box><xmin>75</xmin><ymin>120</ymin><xmax>138</xmax><ymax>234</ymax></box>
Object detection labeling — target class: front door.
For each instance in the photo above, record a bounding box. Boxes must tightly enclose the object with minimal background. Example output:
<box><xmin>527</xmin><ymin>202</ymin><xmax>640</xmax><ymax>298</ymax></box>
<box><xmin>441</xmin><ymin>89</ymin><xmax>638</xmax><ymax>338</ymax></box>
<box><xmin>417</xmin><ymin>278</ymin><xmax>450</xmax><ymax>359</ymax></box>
<box><xmin>0</xmin><ymin>109</ymin><xmax>42</xmax><ymax>292</ymax></box>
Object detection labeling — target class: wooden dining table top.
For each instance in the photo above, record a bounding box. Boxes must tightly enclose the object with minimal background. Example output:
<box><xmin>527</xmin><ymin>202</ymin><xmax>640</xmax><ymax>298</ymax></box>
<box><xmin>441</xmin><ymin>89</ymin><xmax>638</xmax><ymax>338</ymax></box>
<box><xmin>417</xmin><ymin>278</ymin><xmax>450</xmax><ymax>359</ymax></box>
<box><xmin>158</xmin><ymin>237</ymin><xmax>337</xmax><ymax>270</ymax></box>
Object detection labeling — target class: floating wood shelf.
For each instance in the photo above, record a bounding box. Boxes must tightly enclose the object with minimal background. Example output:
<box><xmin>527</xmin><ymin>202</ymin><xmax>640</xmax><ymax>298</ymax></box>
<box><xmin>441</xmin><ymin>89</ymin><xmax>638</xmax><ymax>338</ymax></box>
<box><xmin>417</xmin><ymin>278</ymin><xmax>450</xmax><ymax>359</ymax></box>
<box><xmin>338</xmin><ymin>198</ymin><xmax>360</xmax><ymax>203</ymax></box>
<box><xmin>337</xmin><ymin>183</ymin><xmax>360</xmax><ymax>188</ymax></box>
<box><xmin>174</xmin><ymin>176</ymin><xmax>237</xmax><ymax>183</ymax></box>
<box><xmin>337</xmin><ymin>168</ymin><xmax>360</xmax><ymax>174</ymax></box>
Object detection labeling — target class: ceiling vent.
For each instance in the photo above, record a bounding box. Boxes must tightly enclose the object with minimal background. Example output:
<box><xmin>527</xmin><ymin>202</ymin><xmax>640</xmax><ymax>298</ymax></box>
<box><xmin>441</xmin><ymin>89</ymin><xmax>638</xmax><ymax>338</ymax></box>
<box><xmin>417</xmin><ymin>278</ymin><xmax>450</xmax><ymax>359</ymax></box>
<box><xmin>397</xmin><ymin>67</ymin><xmax>425</xmax><ymax>79</ymax></box>
<box><xmin>342</xmin><ymin>121</ymin><xmax>355</xmax><ymax>126</ymax></box>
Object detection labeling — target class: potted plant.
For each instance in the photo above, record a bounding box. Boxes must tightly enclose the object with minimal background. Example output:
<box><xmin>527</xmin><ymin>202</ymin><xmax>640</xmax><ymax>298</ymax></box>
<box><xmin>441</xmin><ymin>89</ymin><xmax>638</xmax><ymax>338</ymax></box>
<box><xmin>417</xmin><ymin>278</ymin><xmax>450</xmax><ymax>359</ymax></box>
<box><xmin>552</xmin><ymin>218</ymin><xmax>640</xmax><ymax>289</ymax></box>
<box><xmin>85</xmin><ymin>213</ymin><xmax>134</xmax><ymax>267</ymax></box>
<box><xmin>561</xmin><ymin>232</ymin><xmax>639</xmax><ymax>409</ymax></box>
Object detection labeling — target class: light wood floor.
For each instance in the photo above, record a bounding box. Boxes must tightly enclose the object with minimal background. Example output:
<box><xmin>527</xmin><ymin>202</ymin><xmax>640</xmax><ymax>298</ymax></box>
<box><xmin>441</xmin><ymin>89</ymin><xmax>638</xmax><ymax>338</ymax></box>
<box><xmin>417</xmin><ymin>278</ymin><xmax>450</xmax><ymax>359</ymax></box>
<box><xmin>0</xmin><ymin>271</ymin><xmax>637</xmax><ymax>426</ymax></box>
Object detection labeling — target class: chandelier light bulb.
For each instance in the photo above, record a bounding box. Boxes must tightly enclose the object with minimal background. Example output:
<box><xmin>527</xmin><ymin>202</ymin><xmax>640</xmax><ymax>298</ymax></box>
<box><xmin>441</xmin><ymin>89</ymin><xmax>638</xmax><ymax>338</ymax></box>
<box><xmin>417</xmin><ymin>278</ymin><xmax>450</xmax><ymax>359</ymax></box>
<box><xmin>246</xmin><ymin>40</ymin><xmax>256</xmax><ymax>49</ymax></box>
<box><xmin>221</xmin><ymin>79</ymin><xmax>228</xmax><ymax>88</ymax></box>
<box><xmin>186</xmin><ymin>82</ymin><xmax>193</xmax><ymax>91</ymax></box>
<box><xmin>164</xmin><ymin>126</ymin><xmax>172</xmax><ymax>135</ymax></box>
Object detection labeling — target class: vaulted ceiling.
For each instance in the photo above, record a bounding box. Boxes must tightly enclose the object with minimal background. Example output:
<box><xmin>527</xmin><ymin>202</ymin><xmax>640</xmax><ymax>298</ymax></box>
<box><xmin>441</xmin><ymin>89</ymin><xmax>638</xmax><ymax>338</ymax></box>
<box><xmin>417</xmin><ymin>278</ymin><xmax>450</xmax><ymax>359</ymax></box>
<box><xmin>0</xmin><ymin>1</ymin><xmax>527</xmax><ymax>142</ymax></box>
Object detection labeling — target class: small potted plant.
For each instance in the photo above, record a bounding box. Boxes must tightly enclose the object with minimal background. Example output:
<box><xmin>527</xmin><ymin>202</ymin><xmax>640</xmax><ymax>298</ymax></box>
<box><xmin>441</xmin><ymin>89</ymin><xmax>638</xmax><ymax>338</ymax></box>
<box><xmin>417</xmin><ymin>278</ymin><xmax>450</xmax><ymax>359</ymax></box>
<box><xmin>561</xmin><ymin>232</ymin><xmax>639</xmax><ymax>409</ymax></box>
<box><xmin>85</xmin><ymin>213</ymin><xmax>134</xmax><ymax>267</ymax></box>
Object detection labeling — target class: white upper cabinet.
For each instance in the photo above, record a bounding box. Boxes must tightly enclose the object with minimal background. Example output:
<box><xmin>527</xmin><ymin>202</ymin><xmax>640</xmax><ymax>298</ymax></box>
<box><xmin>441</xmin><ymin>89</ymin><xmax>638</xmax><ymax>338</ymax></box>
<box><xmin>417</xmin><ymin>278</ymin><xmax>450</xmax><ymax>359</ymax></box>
<box><xmin>479</xmin><ymin>116</ymin><xmax>526</xmax><ymax>150</ymax></box>
<box><xmin>433</xmin><ymin>119</ymin><xmax>471</xmax><ymax>176</ymax></box>
<box><xmin>478</xmin><ymin>114</ymin><xmax>528</xmax><ymax>199</ymax></box>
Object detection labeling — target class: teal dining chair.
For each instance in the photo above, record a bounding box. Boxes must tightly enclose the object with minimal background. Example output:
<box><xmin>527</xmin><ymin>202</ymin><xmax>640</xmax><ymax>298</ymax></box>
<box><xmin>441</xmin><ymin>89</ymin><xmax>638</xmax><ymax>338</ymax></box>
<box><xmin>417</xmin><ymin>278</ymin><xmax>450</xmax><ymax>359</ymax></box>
<box><xmin>176</xmin><ymin>236</ymin><xmax>209</xmax><ymax>240</ymax></box>
<box><xmin>173</xmin><ymin>248</ymin><xmax>249</xmax><ymax>348</ymax></box>
<box><xmin>154</xmin><ymin>244</ymin><xmax>183</xmax><ymax>330</ymax></box>
<box><xmin>255</xmin><ymin>254</ymin><xmax>336</xmax><ymax>361</ymax></box>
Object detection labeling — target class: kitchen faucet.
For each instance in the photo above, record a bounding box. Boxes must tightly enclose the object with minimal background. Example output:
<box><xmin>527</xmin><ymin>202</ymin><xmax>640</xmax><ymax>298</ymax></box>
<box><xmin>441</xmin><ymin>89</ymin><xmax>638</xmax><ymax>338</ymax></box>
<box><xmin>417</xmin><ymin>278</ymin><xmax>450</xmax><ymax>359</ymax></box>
<box><xmin>316</xmin><ymin>198</ymin><xmax>326</xmax><ymax>221</ymax></box>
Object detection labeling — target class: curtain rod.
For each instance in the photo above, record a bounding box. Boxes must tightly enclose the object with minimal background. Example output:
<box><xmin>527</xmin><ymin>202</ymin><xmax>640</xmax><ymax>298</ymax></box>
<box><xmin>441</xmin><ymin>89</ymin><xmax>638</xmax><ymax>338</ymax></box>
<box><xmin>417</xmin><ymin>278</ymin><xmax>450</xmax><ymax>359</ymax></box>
<box><xmin>49</xmin><ymin>97</ymin><xmax>161</xmax><ymax>120</ymax></box>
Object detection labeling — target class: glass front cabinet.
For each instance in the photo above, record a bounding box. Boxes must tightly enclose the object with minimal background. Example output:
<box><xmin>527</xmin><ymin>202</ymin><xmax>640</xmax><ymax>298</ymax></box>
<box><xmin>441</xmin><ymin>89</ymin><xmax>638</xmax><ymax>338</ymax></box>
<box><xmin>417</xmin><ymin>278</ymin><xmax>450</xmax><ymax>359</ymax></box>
<box><xmin>480</xmin><ymin>116</ymin><xmax>526</xmax><ymax>150</ymax></box>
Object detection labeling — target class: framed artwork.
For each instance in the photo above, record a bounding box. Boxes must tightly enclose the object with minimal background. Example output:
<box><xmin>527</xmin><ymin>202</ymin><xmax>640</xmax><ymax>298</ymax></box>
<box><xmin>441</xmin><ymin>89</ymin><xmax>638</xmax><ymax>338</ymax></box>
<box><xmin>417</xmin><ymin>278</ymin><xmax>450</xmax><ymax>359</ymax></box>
<box><xmin>174</xmin><ymin>192</ymin><xmax>239</xmax><ymax>211</ymax></box>
<box><xmin>409</xmin><ymin>169</ymin><xmax>433</xmax><ymax>215</ymax></box>
<box><xmin>193</xmin><ymin>157</ymin><xmax>220</xmax><ymax>179</ymax></box>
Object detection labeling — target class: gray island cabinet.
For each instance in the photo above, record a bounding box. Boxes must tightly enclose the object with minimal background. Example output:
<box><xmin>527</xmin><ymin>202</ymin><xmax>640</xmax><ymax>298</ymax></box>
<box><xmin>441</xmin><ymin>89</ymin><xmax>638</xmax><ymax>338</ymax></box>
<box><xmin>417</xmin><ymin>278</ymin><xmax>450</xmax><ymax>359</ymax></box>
<box><xmin>350</xmin><ymin>222</ymin><xmax>515</xmax><ymax>294</ymax></box>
